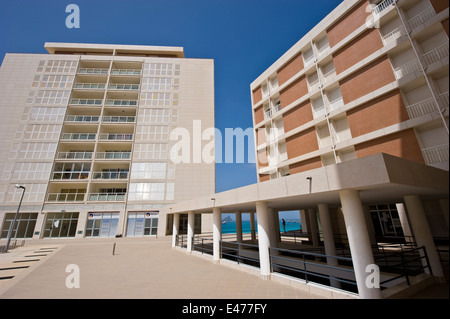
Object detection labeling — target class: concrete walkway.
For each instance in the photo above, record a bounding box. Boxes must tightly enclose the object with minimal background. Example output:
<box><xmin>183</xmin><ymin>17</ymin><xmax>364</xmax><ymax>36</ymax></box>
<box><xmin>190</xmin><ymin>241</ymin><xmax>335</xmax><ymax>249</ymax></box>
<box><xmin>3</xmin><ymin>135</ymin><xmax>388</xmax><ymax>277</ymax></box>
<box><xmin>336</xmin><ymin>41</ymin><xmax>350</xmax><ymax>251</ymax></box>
<box><xmin>0</xmin><ymin>237</ymin><xmax>326</xmax><ymax>299</ymax></box>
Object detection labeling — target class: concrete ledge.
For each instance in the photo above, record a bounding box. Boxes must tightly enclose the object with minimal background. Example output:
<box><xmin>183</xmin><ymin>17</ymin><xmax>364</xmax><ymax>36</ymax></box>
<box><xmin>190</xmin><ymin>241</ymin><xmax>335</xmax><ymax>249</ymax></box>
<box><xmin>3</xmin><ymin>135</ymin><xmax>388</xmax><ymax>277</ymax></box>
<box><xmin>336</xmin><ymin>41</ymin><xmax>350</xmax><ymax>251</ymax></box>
<box><xmin>382</xmin><ymin>273</ymin><xmax>436</xmax><ymax>299</ymax></box>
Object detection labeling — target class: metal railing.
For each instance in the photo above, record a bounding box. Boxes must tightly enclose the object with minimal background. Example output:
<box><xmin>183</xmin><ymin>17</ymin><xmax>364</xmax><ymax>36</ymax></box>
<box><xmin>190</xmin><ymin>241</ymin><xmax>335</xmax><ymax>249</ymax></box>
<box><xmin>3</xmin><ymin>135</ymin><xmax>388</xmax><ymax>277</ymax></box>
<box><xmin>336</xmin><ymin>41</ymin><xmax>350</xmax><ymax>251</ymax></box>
<box><xmin>421</xmin><ymin>143</ymin><xmax>449</xmax><ymax>164</ymax></box>
<box><xmin>98</xmin><ymin>133</ymin><xmax>133</xmax><ymax>141</ymax></box>
<box><xmin>408</xmin><ymin>6</ymin><xmax>435</xmax><ymax>30</ymax></box>
<box><xmin>92</xmin><ymin>171</ymin><xmax>129</xmax><ymax>180</ymax></box>
<box><xmin>105</xmin><ymin>99</ymin><xmax>138</xmax><ymax>106</ymax></box>
<box><xmin>57</xmin><ymin>151</ymin><xmax>93</xmax><ymax>160</ymax></box>
<box><xmin>422</xmin><ymin>43</ymin><xmax>449</xmax><ymax>66</ymax></box>
<box><xmin>78</xmin><ymin>68</ymin><xmax>108</xmax><ymax>75</ymax></box>
<box><xmin>70</xmin><ymin>99</ymin><xmax>103</xmax><ymax>106</ymax></box>
<box><xmin>52</xmin><ymin>171</ymin><xmax>89</xmax><ymax>180</ymax></box>
<box><xmin>66</xmin><ymin>115</ymin><xmax>99</xmax><ymax>123</ymax></box>
<box><xmin>406</xmin><ymin>97</ymin><xmax>436</xmax><ymax>119</ymax></box>
<box><xmin>61</xmin><ymin>133</ymin><xmax>96</xmax><ymax>141</ymax></box>
<box><xmin>372</xmin><ymin>0</ymin><xmax>394</xmax><ymax>15</ymax></box>
<box><xmin>88</xmin><ymin>193</ymin><xmax>126</xmax><ymax>201</ymax></box>
<box><xmin>393</xmin><ymin>59</ymin><xmax>421</xmax><ymax>79</ymax></box>
<box><xmin>108</xmin><ymin>84</ymin><xmax>140</xmax><ymax>90</ymax></box>
<box><xmin>381</xmin><ymin>25</ymin><xmax>406</xmax><ymax>45</ymax></box>
<box><xmin>111</xmin><ymin>69</ymin><xmax>141</xmax><ymax>76</ymax></box>
<box><xmin>47</xmin><ymin>192</ymin><xmax>85</xmax><ymax>202</ymax></box>
<box><xmin>220</xmin><ymin>241</ymin><xmax>261</xmax><ymax>267</ymax></box>
<box><xmin>74</xmin><ymin>83</ymin><xmax>106</xmax><ymax>90</ymax></box>
<box><xmin>96</xmin><ymin>152</ymin><xmax>131</xmax><ymax>160</ymax></box>
<box><xmin>102</xmin><ymin>116</ymin><xmax>135</xmax><ymax>123</ymax></box>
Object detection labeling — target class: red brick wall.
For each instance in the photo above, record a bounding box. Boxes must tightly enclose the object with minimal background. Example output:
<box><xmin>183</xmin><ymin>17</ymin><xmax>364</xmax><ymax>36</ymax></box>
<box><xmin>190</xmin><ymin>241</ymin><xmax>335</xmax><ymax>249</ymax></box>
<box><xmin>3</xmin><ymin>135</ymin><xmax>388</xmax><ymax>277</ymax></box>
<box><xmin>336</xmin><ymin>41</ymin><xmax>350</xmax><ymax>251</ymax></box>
<box><xmin>327</xmin><ymin>0</ymin><xmax>370</xmax><ymax>47</ymax></box>
<box><xmin>282</xmin><ymin>100</ymin><xmax>314</xmax><ymax>133</ymax></box>
<box><xmin>252</xmin><ymin>86</ymin><xmax>262</xmax><ymax>105</ymax></box>
<box><xmin>285</xmin><ymin>127</ymin><xmax>319</xmax><ymax>159</ymax></box>
<box><xmin>339</xmin><ymin>55</ymin><xmax>396</xmax><ymax>104</ymax></box>
<box><xmin>354</xmin><ymin>129</ymin><xmax>425</xmax><ymax>164</ymax></box>
<box><xmin>430</xmin><ymin>0</ymin><xmax>449</xmax><ymax>13</ymax></box>
<box><xmin>277</xmin><ymin>53</ymin><xmax>304</xmax><ymax>86</ymax></box>
<box><xmin>347</xmin><ymin>89</ymin><xmax>409</xmax><ymax>137</ymax></box>
<box><xmin>280</xmin><ymin>75</ymin><xmax>308</xmax><ymax>108</ymax></box>
<box><xmin>332</xmin><ymin>28</ymin><xmax>383</xmax><ymax>75</ymax></box>
<box><xmin>254</xmin><ymin>105</ymin><xmax>264</xmax><ymax>125</ymax></box>
<box><xmin>289</xmin><ymin>157</ymin><xmax>322</xmax><ymax>175</ymax></box>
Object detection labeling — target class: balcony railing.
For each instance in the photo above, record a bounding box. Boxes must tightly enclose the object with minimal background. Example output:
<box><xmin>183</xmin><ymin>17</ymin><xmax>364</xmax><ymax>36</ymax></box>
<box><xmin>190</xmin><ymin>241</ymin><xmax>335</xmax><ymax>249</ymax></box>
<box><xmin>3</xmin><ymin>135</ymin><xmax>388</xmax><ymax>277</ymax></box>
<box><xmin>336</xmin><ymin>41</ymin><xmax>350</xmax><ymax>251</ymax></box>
<box><xmin>47</xmin><ymin>193</ymin><xmax>85</xmax><ymax>202</ymax></box>
<box><xmin>322</xmin><ymin>68</ymin><xmax>336</xmax><ymax>82</ymax></box>
<box><xmin>57</xmin><ymin>151</ymin><xmax>93</xmax><ymax>160</ymax></box>
<box><xmin>66</xmin><ymin>115</ymin><xmax>99</xmax><ymax>123</ymax></box>
<box><xmin>422</xmin><ymin>143</ymin><xmax>449</xmax><ymax>164</ymax></box>
<box><xmin>70</xmin><ymin>99</ymin><xmax>103</xmax><ymax>106</ymax></box>
<box><xmin>96</xmin><ymin>152</ymin><xmax>131</xmax><ymax>160</ymax></box>
<box><xmin>408</xmin><ymin>6</ymin><xmax>435</xmax><ymax>30</ymax></box>
<box><xmin>328</xmin><ymin>96</ymin><xmax>344</xmax><ymax>111</ymax></box>
<box><xmin>105</xmin><ymin>99</ymin><xmax>138</xmax><ymax>106</ymax></box>
<box><xmin>111</xmin><ymin>69</ymin><xmax>141</xmax><ymax>76</ymax></box>
<box><xmin>372</xmin><ymin>0</ymin><xmax>394</xmax><ymax>15</ymax></box>
<box><xmin>52</xmin><ymin>171</ymin><xmax>89</xmax><ymax>180</ymax></box>
<box><xmin>99</xmin><ymin>133</ymin><xmax>133</xmax><ymax>141</ymax></box>
<box><xmin>74</xmin><ymin>83</ymin><xmax>106</xmax><ymax>90</ymax></box>
<box><xmin>88</xmin><ymin>193</ymin><xmax>126</xmax><ymax>201</ymax></box>
<box><xmin>422</xmin><ymin>43</ymin><xmax>449</xmax><ymax>66</ymax></box>
<box><xmin>61</xmin><ymin>133</ymin><xmax>96</xmax><ymax>141</ymax></box>
<box><xmin>102</xmin><ymin>116</ymin><xmax>136</xmax><ymax>123</ymax></box>
<box><xmin>381</xmin><ymin>25</ymin><xmax>406</xmax><ymax>45</ymax></box>
<box><xmin>78</xmin><ymin>68</ymin><xmax>109</xmax><ymax>75</ymax></box>
<box><xmin>264</xmin><ymin>108</ymin><xmax>272</xmax><ymax>120</ymax></box>
<box><xmin>440</xmin><ymin>91</ymin><xmax>449</xmax><ymax>107</ymax></box>
<box><xmin>92</xmin><ymin>171</ymin><xmax>129</xmax><ymax>180</ymax></box>
<box><xmin>393</xmin><ymin>59</ymin><xmax>421</xmax><ymax>79</ymax></box>
<box><xmin>108</xmin><ymin>84</ymin><xmax>140</xmax><ymax>91</ymax></box>
<box><xmin>307</xmin><ymin>78</ymin><xmax>320</xmax><ymax>92</ymax></box>
<box><xmin>406</xmin><ymin>97</ymin><xmax>436</xmax><ymax>119</ymax></box>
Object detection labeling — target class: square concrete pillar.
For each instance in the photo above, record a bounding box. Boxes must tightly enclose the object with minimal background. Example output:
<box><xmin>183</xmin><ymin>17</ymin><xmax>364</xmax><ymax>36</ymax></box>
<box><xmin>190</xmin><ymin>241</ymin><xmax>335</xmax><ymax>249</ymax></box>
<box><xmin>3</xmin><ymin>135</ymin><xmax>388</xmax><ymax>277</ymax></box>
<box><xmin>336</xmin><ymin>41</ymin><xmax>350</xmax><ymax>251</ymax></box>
<box><xmin>171</xmin><ymin>213</ymin><xmax>180</xmax><ymax>248</ymax></box>
<box><xmin>256</xmin><ymin>201</ymin><xmax>271</xmax><ymax>279</ymax></box>
<box><xmin>212</xmin><ymin>207</ymin><xmax>221</xmax><ymax>261</ymax></box>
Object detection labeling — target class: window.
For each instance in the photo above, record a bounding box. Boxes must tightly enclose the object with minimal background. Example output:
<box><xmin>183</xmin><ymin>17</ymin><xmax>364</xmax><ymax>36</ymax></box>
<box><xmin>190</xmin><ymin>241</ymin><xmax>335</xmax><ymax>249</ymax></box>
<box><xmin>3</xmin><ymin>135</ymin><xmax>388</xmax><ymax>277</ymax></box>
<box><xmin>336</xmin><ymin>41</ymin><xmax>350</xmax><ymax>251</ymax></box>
<box><xmin>0</xmin><ymin>213</ymin><xmax>38</xmax><ymax>239</ymax></box>
<box><xmin>85</xmin><ymin>213</ymin><xmax>119</xmax><ymax>238</ymax></box>
<box><xmin>23</xmin><ymin>124</ymin><xmax>62</xmax><ymax>140</ymax></box>
<box><xmin>133</xmin><ymin>143</ymin><xmax>169</xmax><ymax>160</ymax></box>
<box><xmin>139</xmin><ymin>92</ymin><xmax>172</xmax><ymax>106</ymax></box>
<box><xmin>12</xmin><ymin>162</ymin><xmax>52</xmax><ymax>181</ymax></box>
<box><xmin>18</xmin><ymin>143</ymin><xmax>57</xmax><ymax>160</ymax></box>
<box><xmin>33</xmin><ymin>90</ymin><xmax>70</xmax><ymax>105</ymax></box>
<box><xmin>138</xmin><ymin>108</ymin><xmax>176</xmax><ymax>124</ymax></box>
<box><xmin>29</xmin><ymin>107</ymin><xmax>66</xmax><ymax>122</ymax></box>
<box><xmin>131</xmin><ymin>163</ymin><xmax>166</xmax><ymax>179</ymax></box>
<box><xmin>6</xmin><ymin>183</ymin><xmax>47</xmax><ymax>203</ymax></box>
<box><xmin>126</xmin><ymin>212</ymin><xmax>158</xmax><ymax>237</ymax></box>
<box><xmin>142</xmin><ymin>77</ymin><xmax>178</xmax><ymax>91</ymax></box>
<box><xmin>128</xmin><ymin>183</ymin><xmax>165</xmax><ymax>201</ymax></box>
<box><xmin>43</xmin><ymin>212</ymin><xmax>79</xmax><ymax>238</ymax></box>
<box><xmin>135</xmin><ymin>125</ymin><xmax>170</xmax><ymax>141</ymax></box>
<box><xmin>32</xmin><ymin>75</ymin><xmax>74</xmax><ymax>89</ymax></box>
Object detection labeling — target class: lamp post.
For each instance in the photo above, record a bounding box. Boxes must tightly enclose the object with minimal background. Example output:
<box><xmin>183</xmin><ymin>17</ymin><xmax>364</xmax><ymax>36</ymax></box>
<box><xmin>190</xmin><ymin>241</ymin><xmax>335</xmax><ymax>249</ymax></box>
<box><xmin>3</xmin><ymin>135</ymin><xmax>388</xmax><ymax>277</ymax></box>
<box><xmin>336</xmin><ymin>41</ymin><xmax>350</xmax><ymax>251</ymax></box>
<box><xmin>5</xmin><ymin>185</ymin><xmax>25</xmax><ymax>252</ymax></box>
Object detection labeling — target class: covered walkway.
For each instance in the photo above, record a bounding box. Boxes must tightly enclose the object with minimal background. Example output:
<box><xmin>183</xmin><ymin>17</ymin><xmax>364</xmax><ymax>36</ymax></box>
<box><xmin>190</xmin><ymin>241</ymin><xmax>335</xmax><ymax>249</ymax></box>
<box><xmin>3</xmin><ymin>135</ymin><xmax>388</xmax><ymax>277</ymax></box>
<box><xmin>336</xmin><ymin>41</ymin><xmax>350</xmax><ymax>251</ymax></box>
<box><xmin>163</xmin><ymin>154</ymin><xmax>449</xmax><ymax>299</ymax></box>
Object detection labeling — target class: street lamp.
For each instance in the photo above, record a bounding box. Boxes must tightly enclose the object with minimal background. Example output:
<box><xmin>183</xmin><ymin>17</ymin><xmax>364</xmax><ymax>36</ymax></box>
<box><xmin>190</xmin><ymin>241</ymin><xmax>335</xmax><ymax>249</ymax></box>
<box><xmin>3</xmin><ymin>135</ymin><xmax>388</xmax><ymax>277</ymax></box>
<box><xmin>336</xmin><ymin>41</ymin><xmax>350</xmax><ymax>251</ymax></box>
<box><xmin>5</xmin><ymin>185</ymin><xmax>25</xmax><ymax>252</ymax></box>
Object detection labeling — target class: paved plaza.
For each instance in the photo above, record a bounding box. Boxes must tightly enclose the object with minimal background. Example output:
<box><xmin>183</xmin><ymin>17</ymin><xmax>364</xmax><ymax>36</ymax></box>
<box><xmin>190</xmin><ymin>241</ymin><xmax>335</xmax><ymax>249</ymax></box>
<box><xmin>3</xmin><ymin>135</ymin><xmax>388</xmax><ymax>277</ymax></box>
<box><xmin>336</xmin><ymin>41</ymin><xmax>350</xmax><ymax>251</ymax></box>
<box><xmin>0</xmin><ymin>237</ymin><xmax>447</xmax><ymax>299</ymax></box>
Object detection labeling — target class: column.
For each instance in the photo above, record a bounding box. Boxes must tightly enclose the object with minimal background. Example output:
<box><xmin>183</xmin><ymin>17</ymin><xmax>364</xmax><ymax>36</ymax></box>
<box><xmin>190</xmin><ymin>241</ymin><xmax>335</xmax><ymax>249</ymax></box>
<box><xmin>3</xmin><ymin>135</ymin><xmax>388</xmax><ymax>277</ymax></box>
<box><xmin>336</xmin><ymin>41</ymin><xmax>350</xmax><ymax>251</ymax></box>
<box><xmin>187</xmin><ymin>211</ymin><xmax>195</xmax><ymax>253</ymax></box>
<box><xmin>256</xmin><ymin>201</ymin><xmax>271</xmax><ymax>279</ymax></box>
<box><xmin>235</xmin><ymin>211</ymin><xmax>243</xmax><ymax>243</ymax></box>
<box><xmin>212</xmin><ymin>207</ymin><xmax>221</xmax><ymax>261</ymax></box>
<box><xmin>395</xmin><ymin>203</ymin><xmax>414</xmax><ymax>243</ymax></box>
<box><xmin>439</xmin><ymin>199</ymin><xmax>449</xmax><ymax>231</ymax></box>
<box><xmin>339</xmin><ymin>190</ymin><xmax>381</xmax><ymax>299</ymax></box>
<box><xmin>318</xmin><ymin>204</ymin><xmax>340</xmax><ymax>289</ymax></box>
<box><xmin>300</xmin><ymin>209</ymin><xmax>308</xmax><ymax>233</ymax></box>
<box><xmin>404</xmin><ymin>195</ymin><xmax>445</xmax><ymax>281</ymax></box>
<box><xmin>308</xmin><ymin>208</ymin><xmax>319</xmax><ymax>246</ymax></box>
<box><xmin>250</xmin><ymin>212</ymin><xmax>256</xmax><ymax>242</ymax></box>
<box><xmin>171</xmin><ymin>213</ymin><xmax>180</xmax><ymax>248</ymax></box>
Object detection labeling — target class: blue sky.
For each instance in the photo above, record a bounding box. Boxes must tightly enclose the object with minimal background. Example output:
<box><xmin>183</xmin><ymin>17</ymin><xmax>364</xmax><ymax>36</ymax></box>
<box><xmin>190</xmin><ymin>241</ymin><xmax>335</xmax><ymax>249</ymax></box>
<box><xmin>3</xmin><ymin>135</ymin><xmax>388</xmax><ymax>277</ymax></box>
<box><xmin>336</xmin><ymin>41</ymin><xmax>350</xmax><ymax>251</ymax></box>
<box><xmin>0</xmin><ymin>0</ymin><xmax>341</xmax><ymax>205</ymax></box>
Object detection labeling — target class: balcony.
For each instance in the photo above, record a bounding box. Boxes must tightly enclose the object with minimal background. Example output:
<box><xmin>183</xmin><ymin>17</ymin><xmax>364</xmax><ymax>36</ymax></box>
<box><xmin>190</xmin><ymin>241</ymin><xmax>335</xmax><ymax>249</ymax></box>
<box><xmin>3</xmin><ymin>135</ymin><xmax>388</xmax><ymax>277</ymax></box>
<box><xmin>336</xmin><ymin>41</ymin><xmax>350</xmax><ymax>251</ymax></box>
<box><xmin>407</xmin><ymin>6</ymin><xmax>435</xmax><ymax>30</ymax></box>
<box><xmin>99</xmin><ymin>133</ymin><xmax>133</xmax><ymax>141</ymax></box>
<box><xmin>78</xmin><ymin>68</ymin><xmax>109</xmax><ymax>75</ymax></box>
<box><xmin>406</xmin><ymin>97</ymin><xmax>436</xmax><ymax>119</ymax></box>
<box><xmin>422</xmin><ymin>43</ymin><xmax>449</xmax><ymax>66</ymax></box>
<box><xmin>102</xmin><ymin>116</ymin><xmax>136</xmax><ymax>123</ymax></box>
<box><xmin>73</xmin><ymin>83</ymin><xmax>106</xmax><ymax>90</ymax></box>
<box><xmin>105</xmin><ymin>99</ymin><xmax>138</xmax><ymax>107</ymax></box>
<box><xmin>108</xmin><ymin>84</ymin><xmax>140</xmax><ymax>91</ymax></box>
<box><xmin>57</xmin><ymin>151</ymin><xmax>93</xmax><ymax>160</ymax></box>
<box><xmin>52</xmin><ymin>171</ymin><xmax>89</xmax><ymax>180</ymax></box>
<box><xmin>47</xmin><ymin>192</ymin><xmax>85</xmax><ymax>202</ymax></box>
<box><xmin>92</xmin><ymin>171</ymin><xmax>129</xmax><ymax>180</ymax></box>
<box><xmin>88</xmin><ymin>193</ymin><xmax>126</xmax><ymax>202</ymax></box>
<box><xmin>307</xmin><ymin>78</ymin><xmax>321</xmax><ymax>92</ymax></box>
<box><xmin>381</xmin><ymin>25</ymin><xmax>406</xmax><ymax>46</ymax></box>
<box><xmin>440</xmin><ymin>91</ymin><xmax>449</xmax><ymax>108</ymax></box>
<box><xmin>371</xmin><ymin>0</ymin><xmax>394</xmax><ymax>15</ymax></box>
<box><xmin>96</xmin><ymin>152</ymin><xmax>131</xmax><ymax>160</ymax></box>
<box><xmin>421</xmin><ymin>143</ymin><xmax>449</xmax><ymax>164</ymax></box>
<box><xmin>70</xmin><ymin>99</ymin><xmax>103</xmax><ymax>106</ymax></box>
<box><xmin>61</xmin><ymin>133</ymin><xmax>96</xmax><ymax>141</ymax></box>
<box><xmin>65</xmin><ymin>115</ymin><xmax>99</xmax><ymax>123</ymax></box>
<box><xmin>111</xmin><ymin>69</ymin><xmax>141</xmax><ymax>76</ymax></box>
<box><xmin>393</xmin><ymin>59</ymin><xmax>421</xmax><ymax>79</ymax></box>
